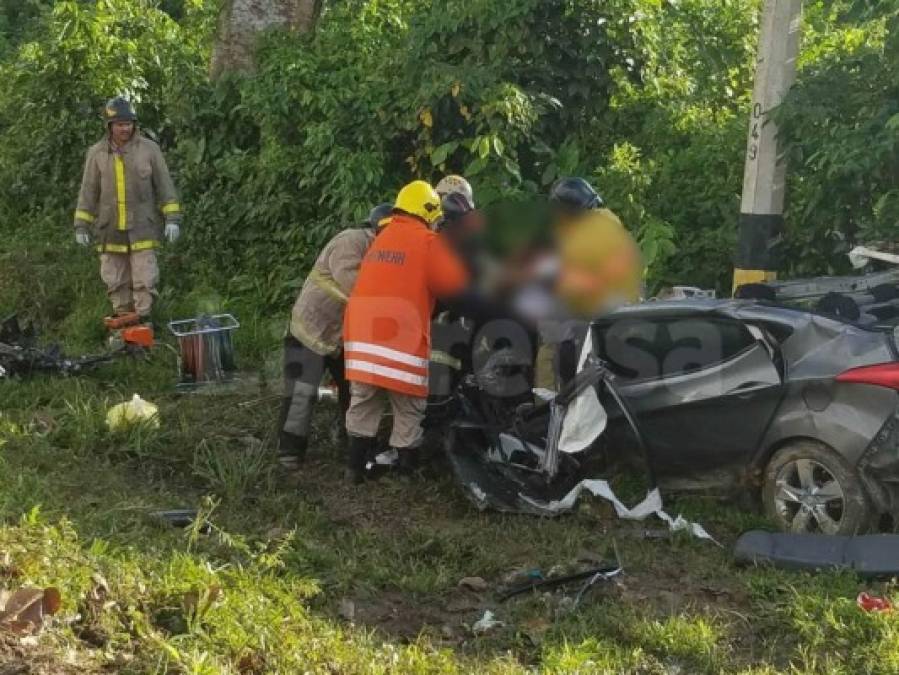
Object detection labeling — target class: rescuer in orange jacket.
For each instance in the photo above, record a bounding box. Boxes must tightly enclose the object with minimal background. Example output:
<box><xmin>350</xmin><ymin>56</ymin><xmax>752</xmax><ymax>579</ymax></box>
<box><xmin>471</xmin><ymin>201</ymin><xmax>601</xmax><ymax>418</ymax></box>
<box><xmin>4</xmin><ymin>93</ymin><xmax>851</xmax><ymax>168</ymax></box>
<box><xmin>343</xmin><ymin>180</ymin><xmax>468</xmax><ymax>483</ymax></box>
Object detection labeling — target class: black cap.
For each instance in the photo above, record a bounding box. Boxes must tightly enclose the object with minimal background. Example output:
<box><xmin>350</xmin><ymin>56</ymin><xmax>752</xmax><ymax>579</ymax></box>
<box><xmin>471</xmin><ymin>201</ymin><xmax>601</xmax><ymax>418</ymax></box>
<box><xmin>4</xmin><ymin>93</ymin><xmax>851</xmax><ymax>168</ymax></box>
<box><xmin>549</xmin><ymin>177</ymin><xmax>603</xmax><ymax>212</ymax></box>
<box><xmin>367</xmin><ymin>202</ymin><xmax>393</xmax><ymax>229</ymax></box>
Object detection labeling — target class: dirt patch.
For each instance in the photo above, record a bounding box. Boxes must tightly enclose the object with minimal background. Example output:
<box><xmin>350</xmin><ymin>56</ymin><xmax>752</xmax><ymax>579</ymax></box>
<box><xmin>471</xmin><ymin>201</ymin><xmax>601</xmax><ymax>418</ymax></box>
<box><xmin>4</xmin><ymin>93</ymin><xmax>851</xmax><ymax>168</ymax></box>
<box><xmin>0</xmin><ymin>633</ymin><xmax>105</xmax><ymax>675</ymax></box>
<box><xmin>331</xmin><ymin>590</ymin><xmax>486</xmax><ymax>645</ymax></box>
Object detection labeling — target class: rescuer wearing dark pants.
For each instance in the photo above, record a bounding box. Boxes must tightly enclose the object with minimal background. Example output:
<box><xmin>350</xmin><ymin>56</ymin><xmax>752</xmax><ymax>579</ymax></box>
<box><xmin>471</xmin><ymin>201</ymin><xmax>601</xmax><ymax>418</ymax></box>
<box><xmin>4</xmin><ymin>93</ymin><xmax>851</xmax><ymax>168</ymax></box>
<box><xmin>277</xmin><ymin>203</ymin><xmax>393</xmax><ymax>468</ymax></box>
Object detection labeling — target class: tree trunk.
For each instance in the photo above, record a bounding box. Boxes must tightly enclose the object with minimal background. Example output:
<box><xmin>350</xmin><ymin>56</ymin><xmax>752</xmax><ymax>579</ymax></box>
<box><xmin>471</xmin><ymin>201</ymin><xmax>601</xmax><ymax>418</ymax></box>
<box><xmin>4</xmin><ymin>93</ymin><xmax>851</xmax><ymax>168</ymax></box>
<box><xmin>210</xmin><ymin>0</ymin><xmax>322</xmax><ymax>79</ymax></box>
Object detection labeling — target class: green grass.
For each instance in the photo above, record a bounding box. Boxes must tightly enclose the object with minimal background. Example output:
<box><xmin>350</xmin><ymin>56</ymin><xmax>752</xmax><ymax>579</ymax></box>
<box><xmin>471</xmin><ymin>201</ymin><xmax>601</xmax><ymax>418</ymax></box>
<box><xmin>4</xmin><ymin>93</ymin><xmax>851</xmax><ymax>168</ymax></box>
<box><xmin>4</xmin><ymin>242</ymin><xmax>899</xmax><ymax>673</ymax></box>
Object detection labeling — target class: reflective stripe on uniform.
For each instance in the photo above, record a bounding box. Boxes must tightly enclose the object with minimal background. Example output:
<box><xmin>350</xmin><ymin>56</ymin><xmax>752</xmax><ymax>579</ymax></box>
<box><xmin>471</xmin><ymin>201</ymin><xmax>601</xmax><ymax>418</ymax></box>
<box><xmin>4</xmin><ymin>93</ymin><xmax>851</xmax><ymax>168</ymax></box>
<box><xmin>309</xmin><ymin>269</ymin><xmax>348</xmax><ymax>304</ymax></box>
<box><xmin>345</xmin><ymin>360</ymin><xmax>427</xmax><ymax>387</ymax></box>
<box><xmin>95</xmin><ymin>240</ymin><xmax>157</xmax><ymax>254</ymax></box>
<box><xmin>75</xmin><ymin>209</ymin><xmax>95</xmax><ymax>224</ymax></box>
<box><xmin>344</xmin><ymin>342</ymin><xmax>428</xmax><ymax>368</ymax></box>
<box><xmin>289</xmin><ymin>316</ymin><xmax>339</xmax><ymax>356</ymax></box>
<box><xmin>114</xmin><ymin>154</ymin><xmax>127</xmax><ymax>231</ymax></box>
<box><xmin>430</xmin><ymin>349</ymin><xmax>462</xmax><ymax>370</ymax></box>
<box><xmin>161</xmin><ymin>201</ymin><xmax>181</xmax><ymax>215</ymax></box>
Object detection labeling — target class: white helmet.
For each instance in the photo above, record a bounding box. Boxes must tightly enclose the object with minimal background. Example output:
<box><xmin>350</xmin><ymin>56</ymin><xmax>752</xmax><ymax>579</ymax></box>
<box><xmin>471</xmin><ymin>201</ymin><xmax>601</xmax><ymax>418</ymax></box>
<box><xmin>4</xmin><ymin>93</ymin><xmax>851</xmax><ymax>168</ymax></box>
<box><xmin>435</xmin><ymin>175</ymin><xmax>475</xmax><ymax>210</ymax></box>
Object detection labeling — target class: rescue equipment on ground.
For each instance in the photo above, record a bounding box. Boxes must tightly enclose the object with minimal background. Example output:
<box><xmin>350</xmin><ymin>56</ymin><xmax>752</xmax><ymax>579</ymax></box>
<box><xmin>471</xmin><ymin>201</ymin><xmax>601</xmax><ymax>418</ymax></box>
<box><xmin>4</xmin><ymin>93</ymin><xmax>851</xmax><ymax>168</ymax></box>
<box><xmin>104</xmin><ymin>312</ymin><xmax>155</xmax><ymax>349</ymax></box>
<box><xmin>168</xmin><ymin>314</ymin><xmax>239</xmax><ymax>388</ymax></box>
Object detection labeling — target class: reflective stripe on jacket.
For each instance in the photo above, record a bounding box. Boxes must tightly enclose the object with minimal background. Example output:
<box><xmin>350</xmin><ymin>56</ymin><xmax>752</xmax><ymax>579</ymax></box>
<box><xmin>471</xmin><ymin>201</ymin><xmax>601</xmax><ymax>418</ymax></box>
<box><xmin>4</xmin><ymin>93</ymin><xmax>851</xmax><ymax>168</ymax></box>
<box><xmin>74</xmin><ymin>132</ymin><xmax>181</xmax><ymax>253</ymax></box>
<box><xmin>344</xmin><ymin>213</ymin><xmax>468</xmax><ymax>397</ymax></box>
<box><xmin>289</xmin><ymin>228</ymin><xmax>376</xmax><ymax>356</ymax></box>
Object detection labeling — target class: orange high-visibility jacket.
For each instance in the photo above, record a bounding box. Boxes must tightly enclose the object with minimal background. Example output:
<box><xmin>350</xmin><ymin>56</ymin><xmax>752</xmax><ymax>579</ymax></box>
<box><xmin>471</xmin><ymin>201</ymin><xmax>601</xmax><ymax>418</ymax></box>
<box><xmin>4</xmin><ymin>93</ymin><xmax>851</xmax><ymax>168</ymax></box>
<box><xmin>344</xmin><ymin>213</ymin><xmax>468</xmax><ymax>397</ymax></box>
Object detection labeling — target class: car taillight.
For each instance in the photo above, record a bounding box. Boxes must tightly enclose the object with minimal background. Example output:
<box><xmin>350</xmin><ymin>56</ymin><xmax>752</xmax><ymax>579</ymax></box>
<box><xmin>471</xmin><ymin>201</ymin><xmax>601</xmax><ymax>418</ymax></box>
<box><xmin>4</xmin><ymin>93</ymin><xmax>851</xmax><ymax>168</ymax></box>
<box><xmin>836</xmin><ymin>362</ymin><xmax>899</xmax><ymax>390</ymax></box>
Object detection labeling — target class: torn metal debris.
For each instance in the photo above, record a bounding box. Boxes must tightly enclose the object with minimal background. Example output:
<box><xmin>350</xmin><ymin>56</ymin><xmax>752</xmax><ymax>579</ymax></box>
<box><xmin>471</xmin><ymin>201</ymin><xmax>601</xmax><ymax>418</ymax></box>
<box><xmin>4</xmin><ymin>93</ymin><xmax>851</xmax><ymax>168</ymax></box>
<box><xmin>0</xmin><ymin>315</ymin><xmax>136</xmax><ymax>380</ymax></box>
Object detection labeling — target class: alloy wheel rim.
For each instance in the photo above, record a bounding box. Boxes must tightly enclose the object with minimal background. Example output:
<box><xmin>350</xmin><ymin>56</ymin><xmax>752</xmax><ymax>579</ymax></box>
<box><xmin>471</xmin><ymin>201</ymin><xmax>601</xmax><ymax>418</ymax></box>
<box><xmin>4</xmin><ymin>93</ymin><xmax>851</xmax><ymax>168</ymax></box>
<box><xmin>773</xmin><ymin>458</ymin><xmax>846</xmax><ymax>534</ymax></box>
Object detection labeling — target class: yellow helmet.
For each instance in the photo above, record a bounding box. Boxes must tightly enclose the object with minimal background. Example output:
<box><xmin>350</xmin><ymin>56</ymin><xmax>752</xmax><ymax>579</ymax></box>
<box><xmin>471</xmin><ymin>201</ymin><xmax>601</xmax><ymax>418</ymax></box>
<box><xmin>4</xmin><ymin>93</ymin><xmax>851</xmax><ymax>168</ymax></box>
<box><xmin>394</xmin><ymin>180</ymin><xmax>443</xmax><ymax>225</ymax></box>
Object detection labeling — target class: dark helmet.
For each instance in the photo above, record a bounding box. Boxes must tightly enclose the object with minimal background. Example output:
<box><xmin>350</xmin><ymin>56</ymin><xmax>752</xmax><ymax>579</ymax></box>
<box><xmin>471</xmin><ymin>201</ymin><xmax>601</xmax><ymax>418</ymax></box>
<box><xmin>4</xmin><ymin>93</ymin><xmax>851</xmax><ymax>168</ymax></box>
<box><xmin>367</xmin><ymin>202</ymin><xmax>393</xmax><ymax>229</ymax></box>
<box><xmin>549</xmin><ymin>177</ymin><xmax>604</xmax><ymax>212</ymax></box>
<box><xmin>102</xmin><ymin>97</ymin><xmax>137</xmax><ymax>125</ymax></box>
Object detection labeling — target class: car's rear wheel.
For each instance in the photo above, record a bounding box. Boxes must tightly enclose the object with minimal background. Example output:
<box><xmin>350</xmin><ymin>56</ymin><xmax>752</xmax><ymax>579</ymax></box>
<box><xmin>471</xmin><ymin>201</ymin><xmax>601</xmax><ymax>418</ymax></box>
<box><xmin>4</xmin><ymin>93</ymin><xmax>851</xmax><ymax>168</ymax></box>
<box><xmin>762</xmin><ymin>440</ymin><xmax>871</xmax><ymax>535</ymax></box>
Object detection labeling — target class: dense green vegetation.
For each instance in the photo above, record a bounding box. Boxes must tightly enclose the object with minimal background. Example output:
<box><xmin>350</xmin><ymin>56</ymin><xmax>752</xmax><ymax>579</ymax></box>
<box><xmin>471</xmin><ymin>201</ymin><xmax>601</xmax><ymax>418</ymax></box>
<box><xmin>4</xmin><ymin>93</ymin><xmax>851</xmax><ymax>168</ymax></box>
<box><xmin>1</xmin><ymin>0</ymin><xmax>896</xmax><ymax>306</ymax></box>
<box><xmin>2</xmin><ymin>1</ymin><xmax>899</xmax><ymax>672</ymax></box>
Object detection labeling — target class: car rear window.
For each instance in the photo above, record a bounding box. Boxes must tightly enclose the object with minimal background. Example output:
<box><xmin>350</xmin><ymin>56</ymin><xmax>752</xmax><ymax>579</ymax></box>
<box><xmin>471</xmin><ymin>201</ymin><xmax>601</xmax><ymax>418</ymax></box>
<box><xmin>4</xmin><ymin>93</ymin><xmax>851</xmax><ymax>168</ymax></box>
<box><xmin>593</xmin><ymin>316</ymin><xmax>758</xmax><ymax>381</ymax></box>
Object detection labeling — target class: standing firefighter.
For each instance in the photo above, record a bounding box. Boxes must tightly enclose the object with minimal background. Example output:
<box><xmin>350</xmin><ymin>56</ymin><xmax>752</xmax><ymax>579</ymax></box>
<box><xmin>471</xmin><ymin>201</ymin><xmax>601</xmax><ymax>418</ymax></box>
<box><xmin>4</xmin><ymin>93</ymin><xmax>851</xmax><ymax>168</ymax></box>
<box><xmin>74</xmin><ymin>97</ymin><xmax>182</xmax><ymax>320</ymax></box>
<box><xmin>343</xmin><ymin>181</ymin><xmax>468</xmax><ymax>483</ymax></box>
<box><xmin>278</xmin><ymin>203</ymin><xmax>393</xmax><ymax>468</ymax></box>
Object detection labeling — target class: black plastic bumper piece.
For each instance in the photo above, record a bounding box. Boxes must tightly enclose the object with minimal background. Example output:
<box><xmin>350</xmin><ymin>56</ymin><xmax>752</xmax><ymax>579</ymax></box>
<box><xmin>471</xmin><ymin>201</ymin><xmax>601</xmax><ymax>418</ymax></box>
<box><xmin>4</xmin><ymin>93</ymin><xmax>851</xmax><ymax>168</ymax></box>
<box><xmin>734</xmin><ymin>530</ymin><xmax>899</xmax><ymax>577</ymax></box>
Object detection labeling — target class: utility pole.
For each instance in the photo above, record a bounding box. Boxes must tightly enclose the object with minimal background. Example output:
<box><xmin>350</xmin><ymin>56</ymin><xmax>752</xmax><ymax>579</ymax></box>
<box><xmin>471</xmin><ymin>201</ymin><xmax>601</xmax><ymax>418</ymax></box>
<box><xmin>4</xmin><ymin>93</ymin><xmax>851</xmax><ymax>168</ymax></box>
<box><xmin>733</xmin><ymin>0</ymin><xmax>803</xmax><ymax>293</ymax></box>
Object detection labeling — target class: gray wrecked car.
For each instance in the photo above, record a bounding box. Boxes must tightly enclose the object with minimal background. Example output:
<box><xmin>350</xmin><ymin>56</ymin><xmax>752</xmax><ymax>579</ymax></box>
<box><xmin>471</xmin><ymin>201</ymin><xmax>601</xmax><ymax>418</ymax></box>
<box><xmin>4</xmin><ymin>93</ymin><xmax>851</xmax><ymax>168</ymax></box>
<box><xmin>438</xmin><ymin>299</ymin><xmax>899</xmax><ymax>535</ymax></box>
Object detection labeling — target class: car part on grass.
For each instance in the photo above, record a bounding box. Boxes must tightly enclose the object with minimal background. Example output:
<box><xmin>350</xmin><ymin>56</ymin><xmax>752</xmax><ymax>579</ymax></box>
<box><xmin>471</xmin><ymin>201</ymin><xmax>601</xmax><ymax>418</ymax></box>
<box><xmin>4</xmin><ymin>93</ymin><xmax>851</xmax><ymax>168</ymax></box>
<box><xmin>151</xmin><ymin>509</ymin><xmax>211</xmax><ymax>533</ymax></box>
<box><xmin>498</xmin><ymin>562</ymin><xmax>621</xmax><ymax>602</ymax></box>
<box><xmin>168</xmin><ymin>314</ymin><xmax>239</xmax><ymax>389</ymax></box>
<box><xmin>0</xmin><ymin>314</ymin><xmax>139</xmax><ymax>380</ymax></box>
<box><xmin>733</xmin><ymin>530</ymin><xmax>899</xmax><ymax>576</ymax></box>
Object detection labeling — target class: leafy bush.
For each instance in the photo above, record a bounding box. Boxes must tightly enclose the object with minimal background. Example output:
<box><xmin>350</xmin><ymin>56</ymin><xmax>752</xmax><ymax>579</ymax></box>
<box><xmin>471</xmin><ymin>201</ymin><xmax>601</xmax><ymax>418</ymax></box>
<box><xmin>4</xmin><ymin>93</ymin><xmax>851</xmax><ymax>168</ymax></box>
<box><xmin>0</xmin><ymin>0</ymin><xmax>896</xmax><ymax>311</ymax></box>
<box><xmin>779</xmin><ymin>0</ymin><xmax>899</xmax><ymax>276</ymax></box>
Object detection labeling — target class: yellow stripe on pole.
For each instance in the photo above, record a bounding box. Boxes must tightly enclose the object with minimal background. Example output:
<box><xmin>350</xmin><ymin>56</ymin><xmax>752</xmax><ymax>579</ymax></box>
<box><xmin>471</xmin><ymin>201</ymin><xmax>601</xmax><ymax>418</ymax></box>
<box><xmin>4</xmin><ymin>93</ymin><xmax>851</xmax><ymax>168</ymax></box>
<box><xmin>732</xmin><ymin>268</ymin><xmax>777</xmax><ymax>295</ymax></box>
<box><xmin>114</xmin><ymin>155</ymin><xmax>127</xmax><ymax>231</ymax></box>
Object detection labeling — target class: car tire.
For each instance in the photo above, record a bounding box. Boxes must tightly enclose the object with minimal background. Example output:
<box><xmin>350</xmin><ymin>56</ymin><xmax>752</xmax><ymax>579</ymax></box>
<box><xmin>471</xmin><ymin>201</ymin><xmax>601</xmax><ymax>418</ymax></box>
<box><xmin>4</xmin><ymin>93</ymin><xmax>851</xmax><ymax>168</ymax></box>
<box><xmin>762</xmin><ymin>440</ymin><xmax>871</xmax><ymax>535</ymax></box>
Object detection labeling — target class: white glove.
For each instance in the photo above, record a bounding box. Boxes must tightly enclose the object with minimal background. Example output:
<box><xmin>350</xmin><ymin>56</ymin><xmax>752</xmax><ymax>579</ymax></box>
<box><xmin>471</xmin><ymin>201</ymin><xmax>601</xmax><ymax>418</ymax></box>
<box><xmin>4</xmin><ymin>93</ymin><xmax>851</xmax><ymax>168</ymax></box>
<box><xmin>165</xmin><ymin>223</ymin><xmax>181</xmax><ymax>243</ymax></box>
<box><xmin>75</xmin><ymin>231</ymin><xmax>90</xmax><ymax>246</ymax></box>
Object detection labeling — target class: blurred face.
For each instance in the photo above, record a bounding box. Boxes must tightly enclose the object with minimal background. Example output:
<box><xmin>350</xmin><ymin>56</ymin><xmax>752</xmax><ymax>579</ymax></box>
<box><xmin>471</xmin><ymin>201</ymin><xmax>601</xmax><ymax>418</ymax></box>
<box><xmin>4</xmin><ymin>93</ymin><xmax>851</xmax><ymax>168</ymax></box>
<box><xmin>110</xmin><ymin>121</ymin><xmax>134</xmax><ymax>146</ymax></box>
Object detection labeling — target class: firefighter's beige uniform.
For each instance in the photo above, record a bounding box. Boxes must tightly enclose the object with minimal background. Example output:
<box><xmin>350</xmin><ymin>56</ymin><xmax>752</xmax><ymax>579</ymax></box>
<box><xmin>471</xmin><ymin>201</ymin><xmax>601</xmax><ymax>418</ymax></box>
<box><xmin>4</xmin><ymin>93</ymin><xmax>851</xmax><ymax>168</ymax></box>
<box><xmin>74</xmin><ymin>133</ymin><xmax>181</xmax><ymax>316</ymax></box>
<box><xmin>289</xmin><ymin>228</ymin><xmax>377</xmax><ymax>358</ymax></box>
<box><xmin>278</xmin><ymin>227</ymin><xmax>377</xmax><ymax>456</ymax></box>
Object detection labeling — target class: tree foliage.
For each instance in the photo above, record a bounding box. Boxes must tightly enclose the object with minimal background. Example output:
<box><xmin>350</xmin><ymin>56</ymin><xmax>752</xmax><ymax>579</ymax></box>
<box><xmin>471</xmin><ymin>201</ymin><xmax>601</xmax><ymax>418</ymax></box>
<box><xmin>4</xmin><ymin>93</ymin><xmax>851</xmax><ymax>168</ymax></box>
<box><xmin>0</xmin><ymin>0</ymin><xmax>894</xmax><ymax>307</ymax></box>
<box><xmin>779</xmin><ymin>0</ymin><xmax>899</xmax><ymax>276</ymax></box>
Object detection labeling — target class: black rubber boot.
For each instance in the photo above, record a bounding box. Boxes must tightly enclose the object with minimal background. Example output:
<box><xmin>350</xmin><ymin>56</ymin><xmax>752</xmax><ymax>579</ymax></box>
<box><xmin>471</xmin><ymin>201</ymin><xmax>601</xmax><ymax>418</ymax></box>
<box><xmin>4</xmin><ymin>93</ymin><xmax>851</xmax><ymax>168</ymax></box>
<box><xmin>278</xmin><ymin>432</ymin><xmax>308</xmax><ymax>469</ymax></box>
<box><xmin>396</xmin><ymin>447</ymin><xmax>420</xmax><ymax>475</ymax></box>
<box><xmin>346</xmin><ymin>436</ymin><xmax>372</xmax><ymax>485</ymax></box>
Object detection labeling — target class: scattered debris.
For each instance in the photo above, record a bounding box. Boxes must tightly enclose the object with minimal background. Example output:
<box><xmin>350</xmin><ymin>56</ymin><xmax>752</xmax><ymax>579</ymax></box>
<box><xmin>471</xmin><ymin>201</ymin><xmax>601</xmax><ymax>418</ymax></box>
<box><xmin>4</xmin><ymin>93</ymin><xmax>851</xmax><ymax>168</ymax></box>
<box><xmin>857</xmin><ymin>592</ymin><xmax>893</xmax><ymax>613</ymax></box>
<box><xmin>151</xmin><ymin>509</ymin><xmax>210</xmax><ymax>533</ymax></box>
<box><xmin>499</xmin><ymin>562</ymin><xmax>621</xmax><ymax>603</ymax></box>
<box><xmin>458</xmin><ymin>577</ymin><xmax>489</xmax><ymax>592</ymax></box>
<box><xmin>0</xmin><ymin>587</ymin><xmax>61</xmax><ymax>636</ymax></box>
<box><xmin>0</xmin><ymin>314</ymin><xmax>136</xmax><ymax>380</ymax></box>
<box><xmin>519</xmin><ymin>481</ymin><xmax>718</xmax><ymax>544</ymax></box>
<box><xmin>734</xmin><ymin>530</ymin><xmax>899</xmax><ymax>576</ymax></box>
<box><xmin>106</xmin><ymin>393</ymin><xmax>159</xmax><ymax>430</ymax></box>
<box><xmin>471</xmin><ymin>610</ymin><xmax>504</xmax><ymax>635</ymax></box>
